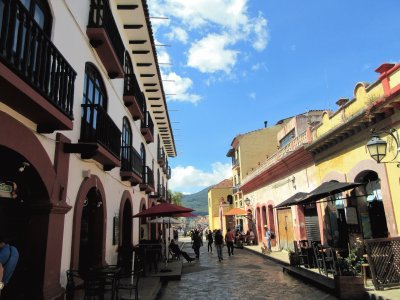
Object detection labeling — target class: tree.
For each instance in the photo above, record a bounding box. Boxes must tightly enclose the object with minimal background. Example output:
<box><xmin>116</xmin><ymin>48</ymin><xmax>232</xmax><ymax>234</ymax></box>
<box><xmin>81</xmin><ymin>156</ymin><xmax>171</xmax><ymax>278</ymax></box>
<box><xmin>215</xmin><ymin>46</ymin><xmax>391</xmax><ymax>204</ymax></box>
<box><xmin>170</xmin><ymin>190</ymin><xmax>184</xmax><ymax>206</ymax></box>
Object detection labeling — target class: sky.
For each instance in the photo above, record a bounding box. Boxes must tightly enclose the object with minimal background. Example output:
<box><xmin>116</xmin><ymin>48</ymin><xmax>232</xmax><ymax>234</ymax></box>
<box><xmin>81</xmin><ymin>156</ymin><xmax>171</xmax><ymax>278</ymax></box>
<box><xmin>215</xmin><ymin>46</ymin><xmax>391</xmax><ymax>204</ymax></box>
<box><xmin>148</xmin><ymin>0</ymin><xmax>400</xmax><ymax>195</ymax></box>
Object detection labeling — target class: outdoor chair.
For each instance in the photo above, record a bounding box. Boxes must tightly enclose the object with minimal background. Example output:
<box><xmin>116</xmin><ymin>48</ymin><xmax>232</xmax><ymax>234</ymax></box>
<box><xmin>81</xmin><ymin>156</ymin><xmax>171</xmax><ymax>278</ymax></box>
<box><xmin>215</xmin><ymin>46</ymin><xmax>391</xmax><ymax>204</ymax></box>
<box><xmin>293</xmin><ymin>241</ymin><xmax>309</xmax><ymax>268</ymax></box>
<box><xmin>66</xmin><ymin>269</ymin><xmax>82</xmax><ymax>300</ymax></box>
<box><xmin>312</xmin><ymin>242</ymin><xmax>325</xmax><ymax>275</ymax></box>
<box><xmin>115</xmin><ymin>267</ymin><xmax>143</xmax><ymax>300</ymax></box>
<box><xmin>323</xmin><ymin>247</ymin><xmax>340</xmax><ymax>276</ymax></box>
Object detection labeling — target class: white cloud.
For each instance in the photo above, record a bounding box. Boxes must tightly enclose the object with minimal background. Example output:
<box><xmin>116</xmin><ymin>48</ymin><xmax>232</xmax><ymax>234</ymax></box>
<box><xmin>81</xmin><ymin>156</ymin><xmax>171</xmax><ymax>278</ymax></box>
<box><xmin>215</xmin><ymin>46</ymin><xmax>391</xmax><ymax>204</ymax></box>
<box><xmin>251</xmin><ymin>13</ymin><xmax>268</xmax><ymax>51</ymax></box>
<box><xmin>162</xmin><ymin>71</ymin><xmax>202</xmax><ymax>104</ymax></box>
<box><xmin>166</xmin><ymin>27</ymin><xmax>189</xmax><ymax>44</ymax></box>
<box><xmin>169</xmin><ymin>162</ymin><xmax>231</xmax><ymax>193</ymax></box>
<box><xmin>187</xmin><ymin>33</ymin><xmax>238</xmax><ymax>73</ymax></box>
<box><xmin>249</xmin><ymin>92</ymin><xmax>256</xmax><ymax>100</ymax></box>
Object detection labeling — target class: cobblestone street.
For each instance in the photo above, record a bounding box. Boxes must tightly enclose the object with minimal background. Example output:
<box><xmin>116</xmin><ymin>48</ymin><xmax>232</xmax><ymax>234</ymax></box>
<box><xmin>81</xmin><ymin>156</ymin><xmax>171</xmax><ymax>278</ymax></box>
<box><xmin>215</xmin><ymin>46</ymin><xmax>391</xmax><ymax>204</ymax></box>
<box><xmin>157</xmin><ymin>238</ymin><xmax>337</xmax><ymax>300</ymax></box>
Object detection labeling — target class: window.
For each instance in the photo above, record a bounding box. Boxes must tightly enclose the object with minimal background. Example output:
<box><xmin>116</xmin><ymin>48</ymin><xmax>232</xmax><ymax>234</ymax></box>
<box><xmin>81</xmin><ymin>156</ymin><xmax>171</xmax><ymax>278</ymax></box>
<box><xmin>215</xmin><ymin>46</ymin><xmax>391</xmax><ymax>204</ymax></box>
<box><xmin>82</xmin><ymin>63</ymin><xmax>107</xmax><ymax>130</ymax></box>
<box><xmin>279</xmin><ymin>129</ymin><xmax>295</xmax><ymax>148</ymax></box>
<box><xmin>121</xmin><ymin>117</ymin><xmax>132</xmax><ymax>162</ymax></box>
<box><xmin>140</xmin><ymin>143</ymin><xmax>146</xmax><ymax>166</ymax></box>
<box><xmin>19</xmin><ymin>0</ymin><xmax>52</xmax><ymax>35</ymax></box>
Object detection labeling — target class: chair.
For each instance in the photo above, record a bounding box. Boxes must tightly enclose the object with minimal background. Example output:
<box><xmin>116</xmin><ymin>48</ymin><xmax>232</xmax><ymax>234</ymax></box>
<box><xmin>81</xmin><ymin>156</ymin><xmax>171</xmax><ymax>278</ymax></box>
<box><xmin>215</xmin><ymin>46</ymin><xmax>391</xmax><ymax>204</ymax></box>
<box><xmin>293</xmin><ymin>241</ymin><xmax>309</xmax><ymax>267</ymax></box>
<box><xmin>66</xmin><ymin>270</ymin><xmax>82</xmax><ymax>300</ymax></box>
<box><xmin>312</xmin><ymin>242</ymin><xmax>325</xmax><ymax>274</ymax></box>
<box><xmin>324</xmin><ymin>247</ymin><xmax>340</xmax><ymax>276</ymax></box>
<box><xmin>83</xmin><ymin>272</ymin><xmax>107</xmax><ymax>300</ymax></box>
<box><xmin>115</xmin><ymin>268</ymin><xmax>142</xmax><ymax>300</ymax></box>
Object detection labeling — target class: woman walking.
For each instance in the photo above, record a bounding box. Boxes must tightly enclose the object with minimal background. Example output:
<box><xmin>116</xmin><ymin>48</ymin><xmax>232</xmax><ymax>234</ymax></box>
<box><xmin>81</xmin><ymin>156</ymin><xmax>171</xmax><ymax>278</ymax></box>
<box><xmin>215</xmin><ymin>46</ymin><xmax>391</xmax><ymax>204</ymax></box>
<box><xmin>214</xmin><ymin>230</ymin><xmax>224</xmax><ymax>262</ymax></box>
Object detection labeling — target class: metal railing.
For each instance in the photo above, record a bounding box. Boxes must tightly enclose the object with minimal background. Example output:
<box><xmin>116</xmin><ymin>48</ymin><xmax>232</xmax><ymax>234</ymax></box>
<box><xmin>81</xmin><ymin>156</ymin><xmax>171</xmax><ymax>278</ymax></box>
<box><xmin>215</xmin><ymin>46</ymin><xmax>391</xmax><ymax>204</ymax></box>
<box><xmin>0</xmin><ymin>0</ymin><xmax>76</xmax><ymax>118</ymax></box>
<box><xmin>365</xmin><ymin>237</ymin><xmax>400</xmax><ymax>290</ymax></box>
<box><xmin>80</xmin><ymin>104</ymin><xmax>121</xmax><ymax>159</ymax></box>
<box><xmin>88</xmin><ymin>0</ymin><xmax>125</xmax><ymax>67</ymax></box>
<box><xmin>158</xmin><ymin>148</ymin><xmax>165</xmax><ymax>163</ymax></box>
<box><xmin>121</xmin><ymin>146</ymin><xmax>143</xmax><ymax>177</ymax></box>
<box><xmin>166</xmin><ymin>166</ymin><xmax>171</xmax><ymax>179</ymax></box>
<box><xmin>142</xmin><ymin>166</ymin><xmax>154</xmax><ymax>189</ymax></box>
<box><xmin>124</xmin><ymin>74</ymin><xmax>145</xmax><ymax>111</ymax></box>
<box><xmin>141</xmin><ymin>111</ymin><xmax>154</xmax><ymax>136</ymax></box>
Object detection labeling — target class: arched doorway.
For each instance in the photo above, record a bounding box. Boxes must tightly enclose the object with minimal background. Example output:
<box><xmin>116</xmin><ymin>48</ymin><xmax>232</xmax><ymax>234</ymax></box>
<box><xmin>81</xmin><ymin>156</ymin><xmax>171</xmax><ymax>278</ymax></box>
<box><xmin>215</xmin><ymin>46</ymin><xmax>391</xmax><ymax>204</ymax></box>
<box><xmin>140</xmin><ymin>201</ymin><xmax>147</xmax><ymax>240</ymax></box>
<box><xmin>71</xmin><ymin>176</ymin><xmax>107</xmax><ymax>273</ymax></box>
<box><xmin>355</xmin><ymin>171</ymin><xmax>389</xmax><ymax>239</ymax></box>
<box><xmin>256</xmin><ymin>207</ymin><xmax>262</xmax><ymax>243</ymax></box>
<box><xmin>0</xmin><ymin>146</ymin><xmax>48</xmax><ymax>298</ymax></box>
<box><xmin>261</xmin><ymin>206</ymin><xmax>267</xmax><ymax>240</ymax></box>
<box><xmin>79</xmin><ymin>187</ymin><xmax>104</xmax><ymax>274</ymax></box>
<box><xmin>267</xmin><ymin>205</ymin><xmax>276</xmax><ymax>246</ymax></box>
<box><xmin>118</xmin><ymin>192</ymin><xmax>133</xmax><ymax>270</ymax></box>
<box><xmin>150</xmin><ymin>202</ymin><xmax>157</xmax><ymax>241</ymax></box>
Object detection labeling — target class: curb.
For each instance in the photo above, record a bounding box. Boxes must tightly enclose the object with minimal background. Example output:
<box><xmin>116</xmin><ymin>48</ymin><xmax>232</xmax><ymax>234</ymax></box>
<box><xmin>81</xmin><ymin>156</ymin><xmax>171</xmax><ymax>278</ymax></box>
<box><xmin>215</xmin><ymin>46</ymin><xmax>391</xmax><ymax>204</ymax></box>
<box><xmin>243</xmin><ymin>246</ymin><xmax>290</xmax><ymax>266</ymax></box>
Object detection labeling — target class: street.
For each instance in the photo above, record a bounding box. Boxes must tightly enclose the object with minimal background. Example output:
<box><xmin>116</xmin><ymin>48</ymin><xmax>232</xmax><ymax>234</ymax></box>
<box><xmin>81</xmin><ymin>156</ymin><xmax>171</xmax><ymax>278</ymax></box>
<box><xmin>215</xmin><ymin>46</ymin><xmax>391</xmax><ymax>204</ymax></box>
<box><xmin>157</xmin><ymin>237</ymin><xmax>337</xmax><ymax>300</ymax></box>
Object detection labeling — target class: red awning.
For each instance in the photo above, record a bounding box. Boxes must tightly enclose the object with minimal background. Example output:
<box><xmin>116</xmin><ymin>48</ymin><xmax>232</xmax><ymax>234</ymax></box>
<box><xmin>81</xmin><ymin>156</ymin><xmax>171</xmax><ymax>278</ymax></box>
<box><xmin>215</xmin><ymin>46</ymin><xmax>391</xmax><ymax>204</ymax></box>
<box><xmin>224</xmin><ymin>207</ymin><xmax>247</xmax><ymax>216</ymax></box>
<box><xmin>133</xmin><ymin>203</ymin><xmax>193</xmax><ymax>218</ymax></box>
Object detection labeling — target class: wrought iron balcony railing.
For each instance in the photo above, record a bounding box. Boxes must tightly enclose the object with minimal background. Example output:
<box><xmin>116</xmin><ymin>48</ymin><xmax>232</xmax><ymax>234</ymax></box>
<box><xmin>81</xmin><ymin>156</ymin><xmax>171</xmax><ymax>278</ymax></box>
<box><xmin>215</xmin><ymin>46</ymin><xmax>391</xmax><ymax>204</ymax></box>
<box><xmin>87</xmin><ymin>0</ymin><xmax>125</xmax><ymax>78</ymax></box>
<box><xmin>141</xmin><ymin>111</ymin><xmax>154</xmax><ymax>143</ymax></box>
<box><xmin>123</xmin><ymin>74</ymin><xmax>145</xmax><ymax>120</ymax></box>
<box><xmin>0</xmin><ymin>0</ymin><xmax>76</xmax><ymax>131</ymax></box>
<box><xmin>80</xmin><ymin>104</ymin><xmax>121</xmax><ymax>159</ymax></box>
<box><xmin>142</xmin><ymin>166</ymin><xmax>155</xmax><ymax>189</ymax></box>
<box><xmin>121</xmin><ymin>146</ymin><xmax>143</xmax><ymax>177</ymax></box>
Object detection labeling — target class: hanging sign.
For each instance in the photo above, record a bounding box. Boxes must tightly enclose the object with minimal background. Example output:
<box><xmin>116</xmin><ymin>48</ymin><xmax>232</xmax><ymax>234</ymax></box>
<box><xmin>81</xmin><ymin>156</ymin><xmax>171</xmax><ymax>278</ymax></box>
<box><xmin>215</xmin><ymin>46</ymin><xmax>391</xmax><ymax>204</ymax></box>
<box><xmin>0</xmin><ymin>181</ymin><xmax>17</xmax><ymax>199</ymax></box>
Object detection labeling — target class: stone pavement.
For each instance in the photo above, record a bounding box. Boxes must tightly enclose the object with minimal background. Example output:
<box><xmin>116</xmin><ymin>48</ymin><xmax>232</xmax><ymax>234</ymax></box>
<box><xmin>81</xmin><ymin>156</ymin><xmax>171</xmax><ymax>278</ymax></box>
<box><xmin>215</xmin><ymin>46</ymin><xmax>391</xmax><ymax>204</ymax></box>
<box><xmin>157</xmin><ymin>237</ymin><xmax>337</xmax><ymax>300</ymax></box>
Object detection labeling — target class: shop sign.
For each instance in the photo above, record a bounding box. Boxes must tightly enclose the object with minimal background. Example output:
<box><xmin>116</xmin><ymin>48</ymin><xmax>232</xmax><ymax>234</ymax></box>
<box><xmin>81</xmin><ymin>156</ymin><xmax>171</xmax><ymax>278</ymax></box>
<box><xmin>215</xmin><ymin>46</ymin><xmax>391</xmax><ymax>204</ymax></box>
<box><xmin>0</xmin><ymin>181</ymin><xmax>17</xmax><ymax>199</ymax></box>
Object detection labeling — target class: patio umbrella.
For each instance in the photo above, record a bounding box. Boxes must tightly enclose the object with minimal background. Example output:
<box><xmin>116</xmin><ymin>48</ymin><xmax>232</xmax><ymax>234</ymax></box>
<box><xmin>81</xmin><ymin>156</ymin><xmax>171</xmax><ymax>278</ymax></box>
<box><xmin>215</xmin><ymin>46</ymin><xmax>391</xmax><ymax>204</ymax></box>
<box><xmin>174</xmin><ymin>211</ymin><xmax>196</xmax><ymax>218</ymax></box>
<box><xmin>132</xmin><ymin>202</ymin><xmax>193</xmax><ymax>218</ymax></box>
<box><xmin>224</xmin><ymin>207</ymin><xmax>247</xmax><ymax>216</ymax></box>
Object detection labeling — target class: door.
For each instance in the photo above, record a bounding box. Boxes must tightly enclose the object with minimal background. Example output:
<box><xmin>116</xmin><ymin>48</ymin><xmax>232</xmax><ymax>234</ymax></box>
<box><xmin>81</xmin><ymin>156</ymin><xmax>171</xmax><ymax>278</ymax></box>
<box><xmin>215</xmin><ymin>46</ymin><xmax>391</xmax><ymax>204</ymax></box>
<box><xmin>277</xmin><ymin>208</ymin><xmax>294</xmax><ymax>251</ymax></box>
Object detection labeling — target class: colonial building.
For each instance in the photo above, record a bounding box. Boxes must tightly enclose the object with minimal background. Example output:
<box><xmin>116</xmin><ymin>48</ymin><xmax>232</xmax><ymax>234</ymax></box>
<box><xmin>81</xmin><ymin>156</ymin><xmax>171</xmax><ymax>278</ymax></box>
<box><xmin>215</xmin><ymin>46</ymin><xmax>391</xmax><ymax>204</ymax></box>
<box><xmin>226</xmin><ymin>121</ymin><xmax>289</xmax><ymax>233</ymax></box>
<box><xmin>0</xmin><ymin>0</ymin><xmax>175</xmax><ymax>298</ymax></box>
<box><xmin>241</xmin><ymin>111</ymin><xmax>326</xmax><ymax>250</ymax></box>
<box><xmin>207</xmin><ymin>178</ymin><xmax>233</xmax><ymax>231</ymax></box>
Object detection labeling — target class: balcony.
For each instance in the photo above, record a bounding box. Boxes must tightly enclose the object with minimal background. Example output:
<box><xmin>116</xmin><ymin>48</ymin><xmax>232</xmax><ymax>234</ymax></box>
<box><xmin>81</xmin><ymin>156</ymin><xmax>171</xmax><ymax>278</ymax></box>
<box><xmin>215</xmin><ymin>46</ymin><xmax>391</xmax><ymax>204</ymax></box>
<box><xmin>0</xmin><ymin>1</ymin><xmax>76</xmax><ymax>133</ymax></box>
<box><xmin>120</xmin><ymin>146</ymin><xmax>142</xmax><ymax>185</ymax></box>
<box><xmin>141</xmin><ymin>111</ymin><xmax>154</xmax><ymax>144</ymax></box>
<box><xmin>140</xmin><ymin>166</ymin><xmax>155</xmax><ymax>194</ymax></box>
<box><xmin>87</xmin><ymin>0</ymin><xmax>124</xmax><ymax>78</ymax></box>
<box><xmin>64</xmin><ymin>104</ymin><xmax>121</xmax><ymax>170</ymax></box>
<box><xmin>232</xmin><ymin>185</ymin><xmax>241</xmax><ymax>194</ymax></box>
<box><xmin>158</xmin><ymin>148</ymin><xmax>165</xmax><ymax>167</ymax></box>
<box><xmin>124</xmin><ymin>74</ymin><xmax>145</xmax><ymax>121</ymax></box>
<box><xmin>166</xmin><ymin>166</ymin><xmax>171</xmax><ymax>179</ymax></box>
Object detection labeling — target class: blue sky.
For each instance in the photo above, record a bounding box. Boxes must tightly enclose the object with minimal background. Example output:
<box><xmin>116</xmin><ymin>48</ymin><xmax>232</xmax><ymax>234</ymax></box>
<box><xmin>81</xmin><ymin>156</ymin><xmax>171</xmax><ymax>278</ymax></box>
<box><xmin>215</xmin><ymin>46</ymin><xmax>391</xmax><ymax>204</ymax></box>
<box><xmin>148</xmin><ymin>0</ymin><xmax>400</xmax><ymax>194</ymax></box>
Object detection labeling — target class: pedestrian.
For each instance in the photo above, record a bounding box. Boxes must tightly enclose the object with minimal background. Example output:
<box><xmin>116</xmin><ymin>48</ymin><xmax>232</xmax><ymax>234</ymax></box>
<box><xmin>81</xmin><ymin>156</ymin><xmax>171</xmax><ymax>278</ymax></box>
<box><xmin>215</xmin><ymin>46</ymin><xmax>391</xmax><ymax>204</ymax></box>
<box><xmin>0</xmin><ymin>237</ymin><xmax>19</xmax><ymax>294</ymax></box>
<box><xmin>265</xmin><ymin>226</ymin><xmax>272</xmax><ymax>252</ymax></box>
<box><xmin>169</xmin><ymin>239</ymin><xmax>195</xmax><ymax>262</ymax></box>
<box><xmin>249</xmin><ymin>229</ymin><xmax>255</xmax><ymax>245</ymax></box>
<box><xmin>207</xmin><ymin>230</ymin><xmax>213</xmax><ymax>253</ymax></box>
<box><xmin>192</xmin><ymin>230</ymin><xmax>202</xmax><ymax>259</ymax></box>
<box><xmin>225</xmin><ymin>228</ymin><xmax>235</xmax><ymax>256</ymax></box>
<box><xmin>214</xmin><ymin>229</ymin><xmax>224</xmax><ymax>261</ymax></box>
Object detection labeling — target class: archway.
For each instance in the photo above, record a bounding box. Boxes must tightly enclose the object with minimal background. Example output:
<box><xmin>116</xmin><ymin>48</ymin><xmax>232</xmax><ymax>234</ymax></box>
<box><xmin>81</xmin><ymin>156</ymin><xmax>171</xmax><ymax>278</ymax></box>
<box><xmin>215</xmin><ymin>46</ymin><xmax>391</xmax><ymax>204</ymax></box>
<box><xmin>0</xmin><ymin>111</ymin><xmax>70</xmax><ymax>299</ymax></box>
<box><xmin>261</xmin><ymin>206</ymin><xmax>267</xmax><ymax>240</ymax></box>
<box><xmin>355</xmin><ymin>170</ymin><xmax>389</xmax><ymax>239</ymax></box>
<box><xmin>71</xmin><ymin>176</ymin><xmax>107</xmax><ymax>271</ymax></box>
<box><xmin>150</xmin><ymin>202</ymin><xmax>157</xmax><ymax>241</ymax></box>
<box><xmin>118</xmin><ymin>191</ymin><xmax>133</xmax><ymax>270</ymax></box>
<box><xmin>256</xmin><ymin>207</ymin><xmax>262</xmax><ymax>244</ymax></box>
<box><xmin>267</xmin><ymin>205</ymin><xmax>276</xmax><ymax>246</ymax></box>
<box><xmin>139</xmin><ymin>200</ymin><xmax>147</xmax><ymax>240</ymax></box>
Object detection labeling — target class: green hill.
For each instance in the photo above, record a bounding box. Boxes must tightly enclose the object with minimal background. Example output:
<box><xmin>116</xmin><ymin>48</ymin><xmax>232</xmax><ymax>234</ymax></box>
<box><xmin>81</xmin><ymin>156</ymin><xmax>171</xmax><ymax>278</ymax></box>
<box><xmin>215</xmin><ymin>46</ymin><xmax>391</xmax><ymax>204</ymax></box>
<box><xmin>181</xmin><ymin>186</ymin><xmax>210</xmax><ymax>215</ymax></box>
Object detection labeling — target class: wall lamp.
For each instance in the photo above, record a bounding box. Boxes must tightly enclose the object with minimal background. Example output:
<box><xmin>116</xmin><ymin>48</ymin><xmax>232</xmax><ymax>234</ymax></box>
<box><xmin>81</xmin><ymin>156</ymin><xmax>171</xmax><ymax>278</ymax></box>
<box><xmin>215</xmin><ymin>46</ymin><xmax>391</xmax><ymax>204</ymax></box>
<box><xmin>366</xmin><ymin>128</ymin><xmax>400</xmax><ymax>165</ymax></box>
<box><xmin>244</xmin><ymin>197</ymin><xmax>251</xmax><ymax>206</ymax></box>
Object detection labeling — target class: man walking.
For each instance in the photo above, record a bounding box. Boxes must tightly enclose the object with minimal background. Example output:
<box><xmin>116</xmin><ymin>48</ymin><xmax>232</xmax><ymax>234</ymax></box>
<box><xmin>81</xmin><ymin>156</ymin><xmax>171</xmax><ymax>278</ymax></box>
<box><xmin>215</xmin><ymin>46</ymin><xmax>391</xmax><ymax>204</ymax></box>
<box><xmin>214</xmin><ymin>230</ymin><xmax>224</xmax><ymax>262</ymax></box>
<box><xmin>225</xmin><ymin>228</ymin><xmax>235</xmax><ymax>256</ymax></box>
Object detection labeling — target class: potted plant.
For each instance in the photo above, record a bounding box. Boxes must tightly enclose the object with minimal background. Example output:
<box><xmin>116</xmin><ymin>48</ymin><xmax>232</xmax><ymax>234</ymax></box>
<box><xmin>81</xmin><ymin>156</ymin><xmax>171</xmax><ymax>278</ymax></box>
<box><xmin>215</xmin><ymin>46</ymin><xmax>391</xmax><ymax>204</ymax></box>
<box><xmin>334</xmin><ymin>243</ymin><xmax>366</xmax><ymax>300</ymax></box>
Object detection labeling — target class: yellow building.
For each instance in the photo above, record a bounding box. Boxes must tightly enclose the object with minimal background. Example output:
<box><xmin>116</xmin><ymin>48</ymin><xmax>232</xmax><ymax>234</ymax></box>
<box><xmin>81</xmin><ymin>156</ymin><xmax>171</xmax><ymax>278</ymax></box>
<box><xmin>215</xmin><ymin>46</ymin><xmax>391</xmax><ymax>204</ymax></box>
<box><xmin>226</xmin><ymin>122</ymin><xmax>289</xmax><ymax>230</ymax></box>
<box><xmin>307</xmin><ymin>63</ymin><xmax>400</xmax><ymax>246</ymax></box>
<box><xmin>207</xmin><ymin>179</ymin><xmax>233</xmax><ymax>231</ymax></box>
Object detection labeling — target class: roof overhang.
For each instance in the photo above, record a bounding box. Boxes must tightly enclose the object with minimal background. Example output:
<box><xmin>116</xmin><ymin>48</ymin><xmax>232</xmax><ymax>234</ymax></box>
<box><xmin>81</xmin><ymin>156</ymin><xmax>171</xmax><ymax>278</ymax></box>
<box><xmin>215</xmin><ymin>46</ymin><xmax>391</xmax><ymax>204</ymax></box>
<box><xmin>116</xmin><ymin>0</ymin><xmax>176</xmax><ymax>157</ymax></box>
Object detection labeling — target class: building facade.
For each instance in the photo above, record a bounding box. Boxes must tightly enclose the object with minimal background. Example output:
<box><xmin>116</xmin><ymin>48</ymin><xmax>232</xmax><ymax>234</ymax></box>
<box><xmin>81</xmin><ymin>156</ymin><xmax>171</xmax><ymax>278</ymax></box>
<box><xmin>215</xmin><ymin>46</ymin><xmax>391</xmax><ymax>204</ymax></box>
<box><xmin>207</xmin><ymin>179</ymin><xmax>233</xmax><ymax>231</ymax></box>
<box><xmin>0</xmin><ymin>0</ymin><xmax>175</xmax><ymax>298</ymax></box>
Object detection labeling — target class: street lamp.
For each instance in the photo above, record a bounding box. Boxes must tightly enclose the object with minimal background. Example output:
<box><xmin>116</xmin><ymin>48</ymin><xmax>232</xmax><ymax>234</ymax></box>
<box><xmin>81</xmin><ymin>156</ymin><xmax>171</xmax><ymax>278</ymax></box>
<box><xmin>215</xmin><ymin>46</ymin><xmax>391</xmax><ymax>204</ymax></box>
<box><xmin>366</xmin><ymin>128</ymin><xmax>400</xmax><ymax>165</ymax></box>
<box><xmin>244</xmin><ymin>197</ymin><xmax>258</xmax><ymax>245</ymax></box>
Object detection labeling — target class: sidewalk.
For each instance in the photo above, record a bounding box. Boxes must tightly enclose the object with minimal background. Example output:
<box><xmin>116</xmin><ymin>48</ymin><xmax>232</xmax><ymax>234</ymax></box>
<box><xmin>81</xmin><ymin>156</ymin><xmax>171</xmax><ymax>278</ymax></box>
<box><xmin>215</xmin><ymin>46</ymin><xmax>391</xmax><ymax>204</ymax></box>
<box><xmin>243</xmin><ymin>244</ymin><xmax>400</xmax><ymax>300</ymax></box>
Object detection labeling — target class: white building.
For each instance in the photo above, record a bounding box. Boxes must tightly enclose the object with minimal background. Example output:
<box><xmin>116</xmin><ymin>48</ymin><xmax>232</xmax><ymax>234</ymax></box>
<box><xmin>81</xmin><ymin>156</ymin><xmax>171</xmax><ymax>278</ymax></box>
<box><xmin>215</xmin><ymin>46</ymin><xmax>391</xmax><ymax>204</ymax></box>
<box><xmin>0</xmin><ymin>0</ymin><xmax>175</xmax><ymax>298</ymax></box>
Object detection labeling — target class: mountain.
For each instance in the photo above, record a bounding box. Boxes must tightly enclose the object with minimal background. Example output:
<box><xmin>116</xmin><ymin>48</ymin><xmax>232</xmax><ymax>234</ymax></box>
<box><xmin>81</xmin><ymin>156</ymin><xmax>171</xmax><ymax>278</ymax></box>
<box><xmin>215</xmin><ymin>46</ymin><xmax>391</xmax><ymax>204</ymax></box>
<box><xmin>181</xmin><ymin>186</ymin><xmax>210</xmax><ymax>215</ymax></box>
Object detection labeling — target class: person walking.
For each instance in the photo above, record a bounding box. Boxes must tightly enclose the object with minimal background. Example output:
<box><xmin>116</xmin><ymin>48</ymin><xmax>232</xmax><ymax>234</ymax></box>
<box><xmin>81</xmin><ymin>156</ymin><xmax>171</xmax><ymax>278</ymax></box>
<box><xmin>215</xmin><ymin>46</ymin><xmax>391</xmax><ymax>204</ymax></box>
<box><xmin>192</xmin><ymin>230</ymin><xmax>202</xmax><ymax>259</ymax></box>
<box><xmin>214</xmin><ymin>230</ymin><xmax>224</xmax><ymax>262</ymax></box>
<box><xmin>225</xmin><ymin>228</ymin><xmax>235</xmax><ymax>256</ymax></box>
<box><xmin>265</xmin><ymin>226</ymin><xmax>272</xmax><ymax>253</ymax></box>
<box><xmin>207</xmin><ymin>230</ymin><xmax>213</xmax><ymax>253</ymax></box>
